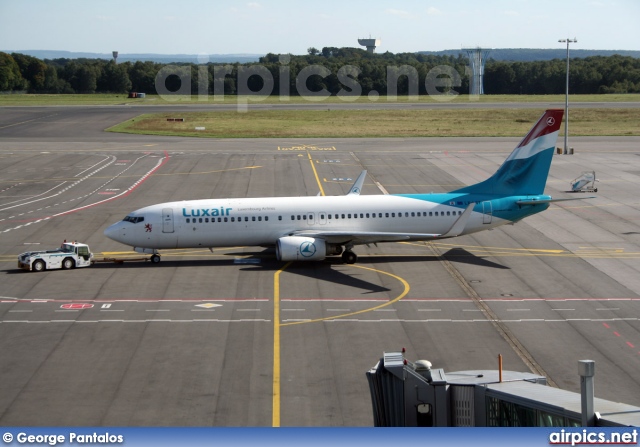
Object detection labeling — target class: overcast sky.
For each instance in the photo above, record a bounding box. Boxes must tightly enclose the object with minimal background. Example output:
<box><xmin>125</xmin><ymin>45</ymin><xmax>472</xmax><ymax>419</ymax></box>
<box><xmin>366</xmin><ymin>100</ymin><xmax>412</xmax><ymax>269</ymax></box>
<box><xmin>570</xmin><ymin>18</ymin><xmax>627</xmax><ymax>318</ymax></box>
<box><xmin>1</xmin><ymin>0</ymin><xmax>638</xmax><ymax>55</ymax></box>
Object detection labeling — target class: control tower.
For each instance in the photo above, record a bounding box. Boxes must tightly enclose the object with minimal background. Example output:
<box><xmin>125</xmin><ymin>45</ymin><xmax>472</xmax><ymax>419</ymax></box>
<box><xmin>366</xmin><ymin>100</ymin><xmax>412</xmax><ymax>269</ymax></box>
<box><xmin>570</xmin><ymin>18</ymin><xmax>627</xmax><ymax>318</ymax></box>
<box><xmin>464</xmin><ymin>47</ymin><xmax>490</xmax><ymax>95</ymax></box>
<box><xmin>358</xmin><ymin>38</ymin><xmax>381</xmax><ymax>53</ymax></box>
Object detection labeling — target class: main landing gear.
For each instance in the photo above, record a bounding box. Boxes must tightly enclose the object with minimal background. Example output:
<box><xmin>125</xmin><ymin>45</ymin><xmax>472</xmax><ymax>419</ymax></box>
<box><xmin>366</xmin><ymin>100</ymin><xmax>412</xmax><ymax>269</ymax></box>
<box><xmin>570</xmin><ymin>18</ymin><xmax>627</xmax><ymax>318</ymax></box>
<box><xmin>150</xmin><ymin>254</ymin><xmax>161</xmax><ymax>263</ymax></box>
<box><xmin>341</xmin><ymin>244</ymin><xmax>357</xmax><ymax>264</ymax></box>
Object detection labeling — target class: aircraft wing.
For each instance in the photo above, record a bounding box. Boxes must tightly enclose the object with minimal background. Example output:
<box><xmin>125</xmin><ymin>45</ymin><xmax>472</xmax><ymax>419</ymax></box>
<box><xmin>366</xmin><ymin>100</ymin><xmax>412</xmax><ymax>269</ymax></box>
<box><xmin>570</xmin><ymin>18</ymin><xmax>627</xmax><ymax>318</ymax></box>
<box><xmin>289</xmin><ymin>230</ymin><xmax>441</xmax><ymax>245</ymax></box>
<box><xmin>291</xmin><ymin>203</ymin><xmax>475</xmax><ymax>244</ymax></box>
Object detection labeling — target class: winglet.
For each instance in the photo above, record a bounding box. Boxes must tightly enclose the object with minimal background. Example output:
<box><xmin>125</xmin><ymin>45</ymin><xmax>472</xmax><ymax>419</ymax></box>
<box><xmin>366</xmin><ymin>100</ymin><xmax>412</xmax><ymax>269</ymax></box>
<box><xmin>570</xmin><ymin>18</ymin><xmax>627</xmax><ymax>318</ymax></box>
<box><xmin>347</xmin><ymin>171</ymin><xmax>367</xmax><ymax>195</ymax></box>
<box><xmin>440</xmin><ymin>203</ymin><xmax>475</xmax><ymax>238</ymax></box>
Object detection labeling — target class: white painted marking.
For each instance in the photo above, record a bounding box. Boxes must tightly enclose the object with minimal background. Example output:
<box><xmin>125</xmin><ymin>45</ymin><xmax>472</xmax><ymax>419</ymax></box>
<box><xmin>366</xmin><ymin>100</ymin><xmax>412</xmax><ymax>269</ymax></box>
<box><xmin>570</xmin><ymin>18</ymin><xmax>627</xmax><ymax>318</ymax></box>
<box><xmin>101</xmin><ymin>303</ymin><xmax>112</xmax><ymax>309</ymax></box>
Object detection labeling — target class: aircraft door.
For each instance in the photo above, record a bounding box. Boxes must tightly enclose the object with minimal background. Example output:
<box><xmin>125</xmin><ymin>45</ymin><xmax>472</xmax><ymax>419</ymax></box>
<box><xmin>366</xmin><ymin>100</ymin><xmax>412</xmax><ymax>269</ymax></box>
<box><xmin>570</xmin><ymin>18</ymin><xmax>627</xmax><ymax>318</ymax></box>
<box><xmin>482</xmin><ymin>201</ymin><xmax>492</xmax><ymax>224</ymax></box>
<box><xmin>162</xmin><ymin>208</ymin><xmax>175</xmax><ymax>233</ymax></box>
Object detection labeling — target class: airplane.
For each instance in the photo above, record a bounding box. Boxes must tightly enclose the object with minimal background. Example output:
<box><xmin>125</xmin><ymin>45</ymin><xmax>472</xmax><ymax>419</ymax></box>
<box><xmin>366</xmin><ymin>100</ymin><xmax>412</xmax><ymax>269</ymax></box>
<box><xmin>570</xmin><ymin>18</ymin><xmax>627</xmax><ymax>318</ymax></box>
<box><xmin>104</xmin><ymin>109</ymin><xmax>584</xmax><ymax>265</ymax></box>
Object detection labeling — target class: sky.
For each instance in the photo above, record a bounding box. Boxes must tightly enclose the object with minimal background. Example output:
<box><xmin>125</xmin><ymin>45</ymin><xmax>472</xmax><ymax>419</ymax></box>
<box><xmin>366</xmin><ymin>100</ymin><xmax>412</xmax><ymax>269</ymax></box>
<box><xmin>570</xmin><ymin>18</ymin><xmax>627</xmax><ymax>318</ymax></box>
<box><xmin>1</xmin><ymin>0</ymin><xmax>639</xmax><ymax>55</ymax></box>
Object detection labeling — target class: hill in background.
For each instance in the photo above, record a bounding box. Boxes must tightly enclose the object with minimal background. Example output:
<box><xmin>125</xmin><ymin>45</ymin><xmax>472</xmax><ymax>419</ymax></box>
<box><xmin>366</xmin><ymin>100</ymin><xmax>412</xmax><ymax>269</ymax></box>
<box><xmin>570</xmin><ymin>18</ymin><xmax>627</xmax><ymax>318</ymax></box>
<box><xmin>0</xmin><ymin>50</ymin><xmax>262</xmax><ymax>64</ymax></box>
<box><xmin>419</xmin><ymin>48</ymin><xmax>640</xmax><ymax>61</ymax></box>
<box><xmin>2</xmin><ymin>48</ymin><xmax>639</xmax><ymax>64</ymax></box>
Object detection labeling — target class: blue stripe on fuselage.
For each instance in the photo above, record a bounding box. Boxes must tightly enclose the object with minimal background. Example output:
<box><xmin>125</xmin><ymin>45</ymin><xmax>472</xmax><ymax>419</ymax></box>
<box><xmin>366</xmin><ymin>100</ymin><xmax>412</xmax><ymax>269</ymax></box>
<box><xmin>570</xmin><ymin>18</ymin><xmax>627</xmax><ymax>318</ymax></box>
<box><xmin>394</xmin><ymin>193</ymin><xmax>551</xmax><ymax>223</ymax></box>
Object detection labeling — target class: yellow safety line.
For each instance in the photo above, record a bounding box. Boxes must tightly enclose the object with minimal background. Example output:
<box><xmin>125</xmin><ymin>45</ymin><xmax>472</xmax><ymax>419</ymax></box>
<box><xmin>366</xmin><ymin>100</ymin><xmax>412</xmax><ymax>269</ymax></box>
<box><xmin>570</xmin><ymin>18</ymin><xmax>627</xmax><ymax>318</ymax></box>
<box><xmin>280</xmin><ymin>264</ymin><xmax>410</xmax><ymax>327</ymax></box>
<box><xmin>273</xmin><ymin>261</ymin><xmax>291</xmax><ymax>427</ymax></box>
<box><xmin>307</xmin><ymin>152</ymin><xmax>325</xmax><ymax>196</ymax></box>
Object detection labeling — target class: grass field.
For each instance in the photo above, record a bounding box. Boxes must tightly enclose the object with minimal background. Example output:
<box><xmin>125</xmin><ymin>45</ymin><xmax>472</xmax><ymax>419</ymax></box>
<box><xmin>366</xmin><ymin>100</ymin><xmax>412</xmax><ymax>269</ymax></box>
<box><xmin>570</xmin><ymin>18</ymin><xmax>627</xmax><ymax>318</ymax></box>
<box><xmin>106</xmin><ymin>108</ymin><xmax>640</xmax><ymax>138</ymax></box>
<box><xmin>1</xmin><ymin>93</ymin><xmax>639</xmax><ymax>106</ymax></box>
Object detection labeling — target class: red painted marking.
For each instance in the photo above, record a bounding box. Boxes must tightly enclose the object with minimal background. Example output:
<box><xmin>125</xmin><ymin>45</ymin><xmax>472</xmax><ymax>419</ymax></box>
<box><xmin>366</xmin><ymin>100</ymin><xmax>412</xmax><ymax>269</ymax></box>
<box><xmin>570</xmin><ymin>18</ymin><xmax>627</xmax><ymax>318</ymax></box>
<box><xmin>51</xmin><ymin>151</ymin><xmax>170</xmax><ymax>219</ymax></box>
<box><xmin>602</xmin><ymin>323</ymin><xmax>610</xmax><ymax>329</ymax></box>
<box><xmin>61</xmin><ymin>303</ymin><xmax>94</xmax><ymax>310</ymax></box>
<box><xmin>626</xmin><ymin>342</ymin><xmax>635</xmax><ymax>348</ymax></box>
<box><xmin>614</xmin><ymin>331</ymin><xmax>621</xmax><ymax>337</ymax></box>
<box><xmin>517</xmin><ymin>109</ymin><xmax>564</xmax><ymax>148</ymax></box>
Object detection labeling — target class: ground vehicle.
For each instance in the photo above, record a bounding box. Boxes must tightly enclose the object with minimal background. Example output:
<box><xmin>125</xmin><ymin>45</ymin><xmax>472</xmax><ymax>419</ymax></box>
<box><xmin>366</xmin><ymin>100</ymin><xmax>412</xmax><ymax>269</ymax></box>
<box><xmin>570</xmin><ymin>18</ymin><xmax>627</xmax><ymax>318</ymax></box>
<box><xmin>18</xmin><ymin>242</ymin><xmax>93</xmax><ymax>272</ymax></box>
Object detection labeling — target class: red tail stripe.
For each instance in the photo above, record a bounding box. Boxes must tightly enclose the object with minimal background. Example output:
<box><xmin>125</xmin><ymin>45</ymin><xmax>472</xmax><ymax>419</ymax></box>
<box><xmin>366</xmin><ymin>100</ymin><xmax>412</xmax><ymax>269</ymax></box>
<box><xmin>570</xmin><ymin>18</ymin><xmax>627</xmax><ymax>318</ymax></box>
<box><xmin>517</xmin><ymin>109</ymin><xmax>564</xmax><ymax>148</ymax></box>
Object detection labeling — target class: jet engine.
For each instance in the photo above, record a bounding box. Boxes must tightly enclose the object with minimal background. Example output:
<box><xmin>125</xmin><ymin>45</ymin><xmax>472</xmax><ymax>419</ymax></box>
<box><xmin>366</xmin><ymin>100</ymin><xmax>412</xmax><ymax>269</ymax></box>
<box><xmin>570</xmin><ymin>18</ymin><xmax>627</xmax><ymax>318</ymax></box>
<box><xmin>276</xmin><ymin>236</ymin><xmax>341</xmax><ymax>261</ymax></box>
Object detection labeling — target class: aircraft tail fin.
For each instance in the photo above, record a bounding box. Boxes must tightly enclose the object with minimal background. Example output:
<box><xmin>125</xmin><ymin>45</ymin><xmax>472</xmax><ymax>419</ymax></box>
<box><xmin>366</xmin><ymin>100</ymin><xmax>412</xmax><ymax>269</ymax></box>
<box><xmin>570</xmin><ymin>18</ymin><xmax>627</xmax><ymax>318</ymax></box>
<box><xmin>453</xmin><ymin>109</ymin><xmax>564</xmax><ymax>196</ymax></box>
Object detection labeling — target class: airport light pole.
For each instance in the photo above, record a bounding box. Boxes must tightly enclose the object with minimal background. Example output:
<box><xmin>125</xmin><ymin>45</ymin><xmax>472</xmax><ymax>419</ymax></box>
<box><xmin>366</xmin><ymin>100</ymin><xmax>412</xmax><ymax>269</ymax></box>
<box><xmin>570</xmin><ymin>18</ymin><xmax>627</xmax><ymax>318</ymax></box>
<box><xmin>559</xmin><ymin>38</ymin><xmax>577</xmax><ymax>154</ymax></box>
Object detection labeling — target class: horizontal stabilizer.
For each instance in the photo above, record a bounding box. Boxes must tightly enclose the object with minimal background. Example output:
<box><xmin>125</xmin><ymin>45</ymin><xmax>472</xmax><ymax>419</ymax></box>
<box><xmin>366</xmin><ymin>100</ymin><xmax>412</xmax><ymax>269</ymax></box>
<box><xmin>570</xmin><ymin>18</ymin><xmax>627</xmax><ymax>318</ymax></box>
<box><xmin>517</xmin><ymin>197</ymin><xmax>596</xmax><ymax>206</ymax></box>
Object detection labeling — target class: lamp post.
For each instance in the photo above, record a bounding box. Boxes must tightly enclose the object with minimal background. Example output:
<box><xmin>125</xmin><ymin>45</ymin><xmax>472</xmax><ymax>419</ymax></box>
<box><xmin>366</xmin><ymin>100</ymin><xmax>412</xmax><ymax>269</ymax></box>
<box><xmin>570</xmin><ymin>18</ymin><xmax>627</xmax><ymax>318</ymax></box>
<box><xmin>559</xmin><ymin>38</ymin><xmax>577</xmax><ymax>154</ymax></box>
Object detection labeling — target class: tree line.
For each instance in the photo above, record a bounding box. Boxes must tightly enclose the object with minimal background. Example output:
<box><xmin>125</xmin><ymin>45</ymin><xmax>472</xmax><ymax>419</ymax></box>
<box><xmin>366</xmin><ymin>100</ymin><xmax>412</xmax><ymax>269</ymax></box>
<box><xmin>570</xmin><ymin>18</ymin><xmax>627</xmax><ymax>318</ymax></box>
<box><xmin>1</xmin><ymin>48</ymin><xmax>639</xmax><ymax>95</ymax></box>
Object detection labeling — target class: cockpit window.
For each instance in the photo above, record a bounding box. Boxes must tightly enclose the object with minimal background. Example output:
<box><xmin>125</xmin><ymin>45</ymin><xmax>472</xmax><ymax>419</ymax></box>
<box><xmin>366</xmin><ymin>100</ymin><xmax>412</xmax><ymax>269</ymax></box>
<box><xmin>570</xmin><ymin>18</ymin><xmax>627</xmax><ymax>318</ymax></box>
<box><xmin>123</xmin><ymin>215</ymin><xmax>145</xmax><ymax>224</ymax></box>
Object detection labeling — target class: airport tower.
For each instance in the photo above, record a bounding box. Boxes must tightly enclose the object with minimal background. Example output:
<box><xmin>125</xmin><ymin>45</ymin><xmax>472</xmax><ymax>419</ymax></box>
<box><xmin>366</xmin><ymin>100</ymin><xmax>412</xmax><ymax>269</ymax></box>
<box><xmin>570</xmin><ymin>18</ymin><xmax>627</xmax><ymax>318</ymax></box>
<box><xmin>358</xmin><ymin>38</ymin><xmax>381</xmax><ymax>53</ymax></box>
<box><xmin>464</xmin><ymin>47</ymin><xmax>490</xmax><ymax>95</ymax></box>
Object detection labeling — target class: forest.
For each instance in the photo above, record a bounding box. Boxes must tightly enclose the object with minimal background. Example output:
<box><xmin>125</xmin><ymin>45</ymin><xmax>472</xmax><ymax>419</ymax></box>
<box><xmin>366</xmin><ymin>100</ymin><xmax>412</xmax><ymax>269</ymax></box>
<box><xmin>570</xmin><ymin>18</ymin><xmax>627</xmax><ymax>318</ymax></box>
<box><xmin>1</xmin><ymin>47</ymin><xmax>639</xmax><ymax>96</ymax></box>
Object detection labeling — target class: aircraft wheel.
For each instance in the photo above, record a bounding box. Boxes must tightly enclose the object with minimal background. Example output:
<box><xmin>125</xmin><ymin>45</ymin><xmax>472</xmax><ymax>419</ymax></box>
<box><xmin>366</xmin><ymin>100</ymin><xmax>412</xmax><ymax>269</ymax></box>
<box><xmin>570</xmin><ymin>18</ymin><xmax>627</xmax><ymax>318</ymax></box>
<box><xmin>32</xmin><ymin>260</ymin><xmax>46</xmax><ymax>272</ymax></box>
<box><xmin>62</xmin><ymin>258</ymin><xmax>75</xmax><ymax>270</ymax></box>
<box><xmin>150</xmin><ymin>254</ymin><xmax>161</xmax><ymax>264</ymax></box>
<box><xmin>342</xmin><ymin>251</ymin><xmax>357</xmax><ymax>264</ymax></box>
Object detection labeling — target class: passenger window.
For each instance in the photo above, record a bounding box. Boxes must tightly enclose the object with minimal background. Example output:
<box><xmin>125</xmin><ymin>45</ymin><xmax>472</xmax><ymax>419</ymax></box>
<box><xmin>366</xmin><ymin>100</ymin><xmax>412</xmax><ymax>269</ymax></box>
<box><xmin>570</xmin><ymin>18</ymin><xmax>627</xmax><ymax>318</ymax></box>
<box><xmin>429</xmin><ymin>212</ymin><xmax>433</xmax><ymax>216</ymax></box>
<box><xmin>447</xmin><ymin>211</ymin><xmax>450</xmax><ymax>216</ymax></box>
<box><xmin>265</xmin><ymin>216</ymin><xmax>269</xmax><ymax>221</ymax></box>
<box><xmin>348</xmin><ymin>214</ymin><xmax>351</xmax><ymax>219</ymax></box>
<box><xmin>205</xmin><ymin>218</ymin><xmax>209</xmax><ymax>223</ymax></box>
<box><xmin>258</xmin><ymin>216</ymin><xmax>262</xmax><ymax>221</ymax></box>
<box><xmin>391</xmin><ymin>213</ymin><xmax>395</xmax><ymax>217</ymax></box>
<box><xmin>328</xmin><ymin>214</ymin><xmax>332</xmax><ymax>219</ymax></box>
<box><xmin>224</xmin><ymin>217</ymin><xmax>228</xmax><ymax>222</ymax></box>
<box><xmin>297</xmin><ymin>215</ymin><xmax>301</xmax><ymax>220</ymax></box>
<box><xmin>341</xmin><ymin>214</ymin><xmax>345</xmax><ymax>219</ymax></box>
<box><xmin>385</xmin><ymin>213</ymin><xmax>389</xmax><ymax>218</ymax></box>
<box><xmin>199</xmin><ymin>218</ymin><xmax>203</xmax><ymax>223</ymax></box>
<box><xmin>186</xmin><ymin>218</ymin><xmax>190</xmax><ymax>223</ymax></box>
<box><xmin>218</xmin><ymin>217</ymin><xmax>222</xmax><ymax>222</ymax></box>
<box><xmin>411</xmin><ymin>212</ymin><xmax>415</xmax><ymax>217</ymax></box>
<box><xmin>231</xmin><ymin>217</ymin><xmax>235</xmax><ymax>222</ymax></box>
<box><xmin>252</xmin><ymin>216</ymin><xmax>256</xmax><ymax>221</ymax></box>
<box><xmin>366</xmin><ymin>213</ymin><xmax>370</xmax><ymax>218</ymax></box>
<box><xmin>278</xmin><ymin>216</ymin><xmax>282</xmax><ymax>221</ymax></box>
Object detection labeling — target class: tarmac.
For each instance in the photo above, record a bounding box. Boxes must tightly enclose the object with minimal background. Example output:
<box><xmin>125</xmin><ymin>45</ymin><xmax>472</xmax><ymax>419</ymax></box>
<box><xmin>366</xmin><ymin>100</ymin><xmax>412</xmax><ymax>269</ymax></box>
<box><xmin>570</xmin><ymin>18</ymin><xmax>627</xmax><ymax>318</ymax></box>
<box><xmin>1</xmin><ymin>104</ymin><xmax>640</xmax><ymax>426</ymax></box>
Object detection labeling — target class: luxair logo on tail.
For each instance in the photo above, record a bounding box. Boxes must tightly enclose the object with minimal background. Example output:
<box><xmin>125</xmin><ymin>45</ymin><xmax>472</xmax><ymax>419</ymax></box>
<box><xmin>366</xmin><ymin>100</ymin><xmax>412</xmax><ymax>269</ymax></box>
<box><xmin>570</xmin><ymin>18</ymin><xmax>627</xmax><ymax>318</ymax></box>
<box><xmin>300</xmin><ymin>241</ymin><xmax>317</xmax><ymax>257</ymax></box>
<box><xmin>452</xmin><ymin>109</ymin><xmax>564</xmax><ymax>197</ymax></box>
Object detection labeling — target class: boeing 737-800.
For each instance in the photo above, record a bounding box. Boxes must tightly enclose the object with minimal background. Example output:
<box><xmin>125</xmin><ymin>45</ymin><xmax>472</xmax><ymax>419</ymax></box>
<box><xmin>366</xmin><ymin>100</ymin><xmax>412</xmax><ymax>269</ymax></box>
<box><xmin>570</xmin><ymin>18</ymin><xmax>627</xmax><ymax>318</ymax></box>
<box><xmin>105</xmin><ymin>109</ymin><xmax>577</xmax><ymax>264</ymax></box>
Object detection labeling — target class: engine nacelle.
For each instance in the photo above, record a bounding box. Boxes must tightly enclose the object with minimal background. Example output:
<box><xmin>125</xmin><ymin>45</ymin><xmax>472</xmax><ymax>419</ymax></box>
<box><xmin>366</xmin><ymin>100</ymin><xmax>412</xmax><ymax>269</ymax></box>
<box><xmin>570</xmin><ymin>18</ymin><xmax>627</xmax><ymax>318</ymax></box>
<box><xmin>276</xmin><ymin>236</ymin><xmax>328</xmax><ymax>261</ymax></box>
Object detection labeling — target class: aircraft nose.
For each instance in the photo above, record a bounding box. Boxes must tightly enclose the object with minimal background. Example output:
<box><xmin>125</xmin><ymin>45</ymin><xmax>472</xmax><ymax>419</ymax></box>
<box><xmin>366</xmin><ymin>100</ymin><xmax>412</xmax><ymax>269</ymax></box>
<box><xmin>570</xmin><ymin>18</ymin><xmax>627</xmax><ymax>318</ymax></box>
<box><xmin>104</xmin><ymin>222</ymin><xmax>125</xmax><ymax>243</ymax></box>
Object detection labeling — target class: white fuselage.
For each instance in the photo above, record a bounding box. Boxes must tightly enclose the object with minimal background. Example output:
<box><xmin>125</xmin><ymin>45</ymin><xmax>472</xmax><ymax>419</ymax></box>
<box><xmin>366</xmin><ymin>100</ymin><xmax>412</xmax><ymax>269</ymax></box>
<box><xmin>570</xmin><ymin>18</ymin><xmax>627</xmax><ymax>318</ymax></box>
<box><xmin>104</xmin><ymin>194</ymin><xmax>502</xmax><ymax>251</ymax></box>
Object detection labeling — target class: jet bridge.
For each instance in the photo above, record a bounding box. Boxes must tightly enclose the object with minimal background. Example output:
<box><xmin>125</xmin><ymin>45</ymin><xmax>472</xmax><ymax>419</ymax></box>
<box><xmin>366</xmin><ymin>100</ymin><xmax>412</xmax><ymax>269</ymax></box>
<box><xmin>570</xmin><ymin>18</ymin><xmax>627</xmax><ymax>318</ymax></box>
<box><xmin>366</xmin><ymin>351</ymin><xmax>640</xmax><ymax>427</ymax></box>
